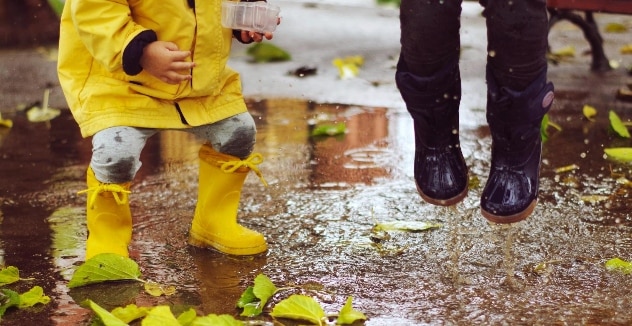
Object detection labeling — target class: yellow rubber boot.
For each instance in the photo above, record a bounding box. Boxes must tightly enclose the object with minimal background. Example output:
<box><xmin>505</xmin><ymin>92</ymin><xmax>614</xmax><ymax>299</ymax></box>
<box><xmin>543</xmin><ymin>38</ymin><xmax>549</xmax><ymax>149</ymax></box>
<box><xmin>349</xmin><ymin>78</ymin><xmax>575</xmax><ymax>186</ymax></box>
<box><xmin>79</xmin><ymin>167</ymin><xmax>132</xmax><ymax>259</ymax></box>
<box><xmin>188</xmin><ymin>144</ymin><xmax>268</xmax><ymax>255</ymax></box>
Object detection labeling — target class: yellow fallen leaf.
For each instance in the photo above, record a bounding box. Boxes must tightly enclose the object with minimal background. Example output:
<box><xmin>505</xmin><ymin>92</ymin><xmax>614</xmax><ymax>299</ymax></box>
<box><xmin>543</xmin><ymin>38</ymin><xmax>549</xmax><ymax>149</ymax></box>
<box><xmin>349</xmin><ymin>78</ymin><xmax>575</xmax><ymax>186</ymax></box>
<box><xmin>621</xmin><ymin>44</ymin><xmax>632</xmax><ymax>54</ymax></box>
<box><xmin>27</xmin><ymin>106</ymin><xmax>61</xmax><ymax>122</ymax></box>
<box><xmin>144</xmin><ymin>281</ymin><xmax>176</xmax><ymax>297</ymax></box>
<box><xmin>0</xmin><ymin>113</ymin><xmax>13</xmax><ymax>128</ymax></box>
<box><xmin>26</xmin><ymin>89</ymin><xmax>61</xmax><ymax>122</ymax></box>
<box><xmin>582</xmin><ymin>104</ymin><xmax>597</xmax><ymax>121</ymax></box>
<box><xmin>551</xmin><ymin>45</ymin><xmax>575</xmax><ymax>58</ymax></box>
<box><xmin>605</xmin><ymin>22</ymin><xmax>628</xmax><ymax>33</ymax></box>
<box><xmin>333</xmin><ymin>55</ymin><xmax>364</xmax><ymax>79</ymax></box>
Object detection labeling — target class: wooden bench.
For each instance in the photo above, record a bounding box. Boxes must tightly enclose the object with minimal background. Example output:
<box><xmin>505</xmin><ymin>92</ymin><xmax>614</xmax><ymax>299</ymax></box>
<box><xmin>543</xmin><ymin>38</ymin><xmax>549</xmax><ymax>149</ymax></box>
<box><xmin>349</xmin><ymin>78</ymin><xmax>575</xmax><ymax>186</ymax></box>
<box><xmin>547</xmin><ymin>0</ymin><xmax>632</xmax><ymax>71</ymax></box>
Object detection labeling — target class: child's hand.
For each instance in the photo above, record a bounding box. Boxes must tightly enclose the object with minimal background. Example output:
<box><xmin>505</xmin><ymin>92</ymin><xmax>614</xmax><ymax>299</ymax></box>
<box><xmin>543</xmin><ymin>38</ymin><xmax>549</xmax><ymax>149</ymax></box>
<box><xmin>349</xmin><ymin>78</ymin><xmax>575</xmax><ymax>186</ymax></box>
<box><xmin>240</xmin><ymin>31</ymin><xmax>274</xmax><ymax>43</ymax></box>
<box><xmin>140</xmin><ymin>41</ymin><xmax>196</xmax><ymax>84</ymax></box>
<box><xmin>239</xmin><ymin>17</ymin><xmax>280</xmax><ymax>43</ymax></box>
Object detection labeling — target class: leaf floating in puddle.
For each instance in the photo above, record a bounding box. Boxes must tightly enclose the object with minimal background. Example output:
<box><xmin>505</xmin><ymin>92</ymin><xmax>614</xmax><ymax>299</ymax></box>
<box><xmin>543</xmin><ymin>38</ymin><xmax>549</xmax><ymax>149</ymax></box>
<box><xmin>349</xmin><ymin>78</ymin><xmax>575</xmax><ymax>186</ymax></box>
<box><xmin>68</xmin><ymin>253</ymin><xmax>142</xmax><ymax>288</ymax></box>
<box><xmin>311</xmin><ymin>122</ymin><xmax>346</xmax><ymax>137</ymax></box>
<box><xmin>582</xmin><ymin>104</ymin><xmax>597</xmax><ymax>121</ymax></box>
<box><xmin>26</xmin><ymin>89</ymin><xmax>61</xmax><ymax>123</ymax></box>
<box><xmin>373</xmin><ymin>220</ymin><xmax>442</xmax><ymax>232</ymax></box>
<box><xmin>144</xmin><ymin>281</ymin><xmax>176</xmax><ymax>297</ymax></box>
<box><xmin>609</xmin><ymin>110</ymin><xmax>630</xmax><ymax>138</ymax></box>
<box><xmin>0</xmin><ymin>113</ymin><xmax>12</xmax><ymax>128</ymax></box>
<box><xmin>604</xmin><ymin>147</ymin><xmax>632</xmax><ymax>163</ymax></box>
<box><xmin>270</xmin><ymin>294</ymin><xmax>325</xmax><ymax>325</ymax></box>
<box><xmin>605</xmin><ymin>257</ymin><xmax>632</xmax><ymax>274</ymax></box>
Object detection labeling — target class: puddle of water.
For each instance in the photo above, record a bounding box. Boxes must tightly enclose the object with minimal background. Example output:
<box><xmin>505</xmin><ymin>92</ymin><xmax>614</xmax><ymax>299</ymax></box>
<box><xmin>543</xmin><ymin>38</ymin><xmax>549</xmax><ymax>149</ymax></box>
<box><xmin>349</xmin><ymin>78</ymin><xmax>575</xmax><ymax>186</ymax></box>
<box><xmin>0</xmin><ymin>97</ymin><xmax>631</xmax><ymax>324</ymax></box>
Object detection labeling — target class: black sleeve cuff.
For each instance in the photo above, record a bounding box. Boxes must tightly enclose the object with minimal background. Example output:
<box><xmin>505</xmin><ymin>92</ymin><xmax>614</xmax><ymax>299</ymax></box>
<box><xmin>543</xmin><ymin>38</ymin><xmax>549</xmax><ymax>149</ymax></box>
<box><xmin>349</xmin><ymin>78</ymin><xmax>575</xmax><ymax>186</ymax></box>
<box><xmin>123</xmin><ymin>30</ymin><xmax>158</xmax><ymax>76</ymax></box>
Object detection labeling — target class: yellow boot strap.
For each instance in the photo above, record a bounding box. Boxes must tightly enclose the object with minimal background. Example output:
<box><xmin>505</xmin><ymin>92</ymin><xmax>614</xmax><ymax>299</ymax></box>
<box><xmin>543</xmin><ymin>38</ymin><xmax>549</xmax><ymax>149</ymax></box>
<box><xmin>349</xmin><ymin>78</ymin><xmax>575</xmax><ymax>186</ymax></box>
<box><xmin>219</xmin><ymin>153</ymin><xmax>269</xmax><ymax>187</ymax></box>
<box><xmin>78</xmin><ymin>184</ymin><xmax>131</xmax><ymax>209</ymax></box>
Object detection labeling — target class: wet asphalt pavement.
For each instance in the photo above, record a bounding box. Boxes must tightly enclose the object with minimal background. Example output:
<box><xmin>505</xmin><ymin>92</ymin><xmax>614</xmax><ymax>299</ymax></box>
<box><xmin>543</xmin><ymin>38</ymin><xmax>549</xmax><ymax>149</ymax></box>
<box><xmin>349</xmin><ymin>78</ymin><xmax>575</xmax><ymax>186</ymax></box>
<box><xmin>1</xmin><ymin>1</ymin><xmax>632</xmax><ymax>325</ymax></box>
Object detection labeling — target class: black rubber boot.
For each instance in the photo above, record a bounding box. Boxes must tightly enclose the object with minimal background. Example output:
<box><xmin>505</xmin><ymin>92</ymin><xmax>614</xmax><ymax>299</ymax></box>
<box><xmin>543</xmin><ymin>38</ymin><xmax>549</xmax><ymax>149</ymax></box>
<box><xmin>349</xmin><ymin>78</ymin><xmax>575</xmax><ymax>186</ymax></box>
<box><xmin>481</xmin><ymin>68</ymin><xmax>554</xmax><ymax>223</ymax></box>
<box><xmin>396</xmin><ymin>56</ymin><xmax>468</xmax><ymax>206</ymax></box>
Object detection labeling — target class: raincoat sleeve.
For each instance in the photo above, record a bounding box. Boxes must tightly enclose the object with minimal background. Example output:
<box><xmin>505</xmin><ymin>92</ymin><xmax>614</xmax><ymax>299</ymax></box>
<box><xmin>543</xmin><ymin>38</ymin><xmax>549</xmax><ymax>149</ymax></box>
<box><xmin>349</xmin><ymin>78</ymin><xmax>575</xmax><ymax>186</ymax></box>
<box><xmin>69</xmin><ymin>0</ymin><xmax>151</xmax><ymax>72</ymax></box>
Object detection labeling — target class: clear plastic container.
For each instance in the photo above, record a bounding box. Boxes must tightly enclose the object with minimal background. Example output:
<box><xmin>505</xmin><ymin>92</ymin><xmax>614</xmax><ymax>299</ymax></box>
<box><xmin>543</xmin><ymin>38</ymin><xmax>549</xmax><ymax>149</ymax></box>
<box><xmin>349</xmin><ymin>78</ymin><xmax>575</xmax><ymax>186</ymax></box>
<box><xmin>221</xmin><ymin>1</ymin><xmax>280</xmax><ymax>33</ymax></box>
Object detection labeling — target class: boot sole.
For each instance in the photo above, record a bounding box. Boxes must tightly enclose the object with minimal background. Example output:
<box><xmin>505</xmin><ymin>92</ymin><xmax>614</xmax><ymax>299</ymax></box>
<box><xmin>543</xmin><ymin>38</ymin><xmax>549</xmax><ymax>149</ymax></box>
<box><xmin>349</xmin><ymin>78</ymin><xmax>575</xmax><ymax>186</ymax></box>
<box><xmin>417</xmin><ymin>183</ymin><xmax>468</xmax><ymax>207</ymax></box>
<box><xmin>188</xmin><ymin>233</ymin><xmax>268</xmax><ymax>256</ymax></box>
<box><xmin>481</xmin><ymin>199</ymin><xmax>537</xmax><ymax>224</ymax></box>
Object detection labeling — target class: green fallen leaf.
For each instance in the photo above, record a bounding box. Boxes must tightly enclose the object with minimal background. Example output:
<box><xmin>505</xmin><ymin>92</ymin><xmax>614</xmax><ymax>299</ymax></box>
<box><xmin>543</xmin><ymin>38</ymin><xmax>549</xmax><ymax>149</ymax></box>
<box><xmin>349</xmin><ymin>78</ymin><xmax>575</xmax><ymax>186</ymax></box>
<box><xmin>47</xmin><ymin>0</ymin><xmax>64</xmax><ymax>17</ymax></box>
<box><xmin>376</xmin><ymin>0</ymin><xmax>401</xmax><ymax>8</ymax></box>
<box><xmin>311</xmin><ymin>122</ymin><xmax>346</xmax><ymax>137</ymax></box>
<box><xmin>18</xmin><ymin>286</ymin><xmax>51</xmax><ymax>308</ymax></box>
<box><xmin>191</xmin><ymin>314</ymin><xmax>244</xmax><ymax>326</ymax></box>
<box><xmin>0</xmin><ymin>266</ymin><xmax>20</xmax><ymax>286</ymax></box>
<box><xmin>68</xmin><ymin>253</ymin><xmax>143</xmax><ymax>288</ymax></box>
<box><xmin>604</xmin><ymin>148</ymin><xmax>632</xmax><ymax>163</ymax></box>
<box><xmin>246</xmin><ymin>43</ymin><xmax>291</xmax><ymax>63</ymax></box>
<box><xmin>238</xmin><ymin>274</ymin><xmax>277</xmax><ymax>317</ymax></box>
<box><xmin>176</xmin><ymin>308</ymin><xmax>197</xmax><ymax>325</ymax></box>
<box><xmin>236</xmin><ymin>286</ymin><xmax>257</xmax><ymax>309</ymax></box>
<box><xmin>111</xmin><ymin>304</ymin><xmax>150</xmax><ymax>324</ymax></box>
<box><xmin>373</xmin><ymin>220</ymin><xmax>442</xmax><ymax>232</ymax></box>
<box><xmin>337</xmin><ymin>296</ymin><xmax>367</xmax><ymax>325</ymax></box>
<box><xmin>270</xmin><ymin>294</ymin><xmax>326</xmax><ymax>326</ymax></box>
<box><xmin>541</xmin><ymin>113</ymin><xmax>562</xmax><ymax>142</ymax></box>
<box><xmin>83</xmin><ymin>300</ymin><xmax>128</xmax><ymax>326</ymax></box>
<box><xmin>0</xmin><ymin>289</ymin><xmax>20</xmax><ymax>319</ymax></box>
<box><xmin>582</xmin><ymin>104</ymin><xmax>597</xmax><ymax>121</ymax></box>
<box><xmin>605</xmin><ymin>257</ymin><xmax>632</xmax><ymax>274</ymax></box>
<box><xmin>252</xmin><ymin>274</ymin><xmax>277</xmax><ymax>308</ymax></box>
<box><xmin>609</xmin><ymin>110</ymin><xmax>630</xmax><ymax>138</ymax></box>
<box><xmin>142</xmin><ymin>305</ymin><xmax>180</xmax><ymax>326</ymax></box>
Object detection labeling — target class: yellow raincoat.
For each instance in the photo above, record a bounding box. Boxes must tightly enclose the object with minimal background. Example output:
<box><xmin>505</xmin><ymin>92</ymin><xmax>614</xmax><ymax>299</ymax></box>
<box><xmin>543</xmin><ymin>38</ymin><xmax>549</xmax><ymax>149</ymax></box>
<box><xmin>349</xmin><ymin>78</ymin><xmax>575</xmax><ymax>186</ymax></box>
<box><xmin>58</xmin><ymin>0</ymin><xmax>247</xmax><ymax>137</ymax></box>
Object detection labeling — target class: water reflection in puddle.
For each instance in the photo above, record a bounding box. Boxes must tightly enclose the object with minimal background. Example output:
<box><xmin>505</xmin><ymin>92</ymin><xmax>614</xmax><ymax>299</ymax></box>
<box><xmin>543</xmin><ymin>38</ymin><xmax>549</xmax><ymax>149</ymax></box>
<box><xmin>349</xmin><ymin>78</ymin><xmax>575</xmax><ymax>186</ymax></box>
<box><xmin>0</xmin><ymin>97</ymin><xmax>631</xmax><ymax>324</ymax></box>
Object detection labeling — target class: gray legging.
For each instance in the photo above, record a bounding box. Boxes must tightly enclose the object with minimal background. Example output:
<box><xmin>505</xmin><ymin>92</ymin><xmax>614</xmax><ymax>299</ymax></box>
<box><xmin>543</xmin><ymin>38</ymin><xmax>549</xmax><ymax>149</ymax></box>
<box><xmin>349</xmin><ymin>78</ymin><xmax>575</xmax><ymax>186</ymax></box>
<box><xmin>90</xmin><ymin>112</ymin><xmax>256</xmax><ymax>184</ymax></box>
<box><xmin>398</xmin><ymin>0</ymin><xmax>549</xmax><ymax>90</ymax></box>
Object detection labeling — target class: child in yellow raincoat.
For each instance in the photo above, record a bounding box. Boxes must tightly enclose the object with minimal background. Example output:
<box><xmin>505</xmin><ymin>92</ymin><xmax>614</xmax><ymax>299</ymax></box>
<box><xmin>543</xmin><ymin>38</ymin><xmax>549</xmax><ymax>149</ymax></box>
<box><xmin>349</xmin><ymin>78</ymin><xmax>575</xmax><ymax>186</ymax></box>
<box><xmin>57</xmin><ymin>0</ymin><xmax>277</xmax><ymax>259</ymax></box>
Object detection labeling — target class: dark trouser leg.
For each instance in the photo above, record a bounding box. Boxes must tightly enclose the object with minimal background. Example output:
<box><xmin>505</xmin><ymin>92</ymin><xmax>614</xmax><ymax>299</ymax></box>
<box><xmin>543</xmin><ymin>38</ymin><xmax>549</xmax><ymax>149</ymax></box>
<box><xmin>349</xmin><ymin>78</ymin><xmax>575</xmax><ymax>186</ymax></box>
<box><xmin>396</xmin><ymin>0</ymin><xmax>468</xmax><ymax>206</ymax></box>
<box><xmin>479</xmin><ymin>0</ymin><xmax>554</xmax><ymax>222</ymax></box>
